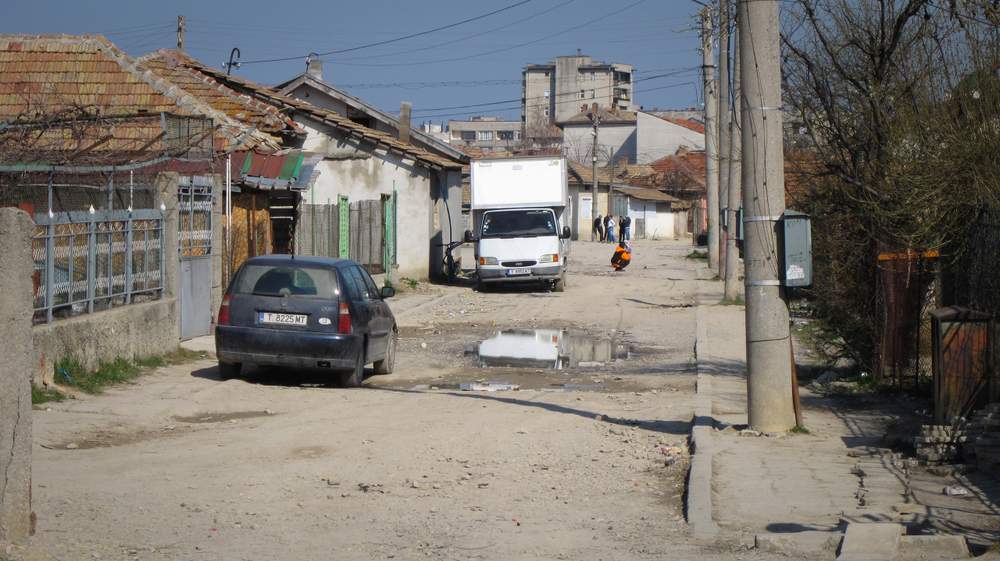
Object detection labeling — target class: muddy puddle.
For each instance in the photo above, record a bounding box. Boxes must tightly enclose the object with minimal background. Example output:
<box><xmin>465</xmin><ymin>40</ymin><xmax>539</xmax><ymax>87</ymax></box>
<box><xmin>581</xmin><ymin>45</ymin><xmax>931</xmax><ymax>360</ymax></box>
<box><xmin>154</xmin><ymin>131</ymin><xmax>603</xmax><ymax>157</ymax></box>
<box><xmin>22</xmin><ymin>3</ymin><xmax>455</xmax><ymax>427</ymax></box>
<box><xmin>469</xmin><ymin>329</ymin><xmax>629</xmax><ymax>370</ymax></box>
<box><xmin>173</xmin><ymin>410</ymin><xmax>273</xmax><ymax>424</ymax></box>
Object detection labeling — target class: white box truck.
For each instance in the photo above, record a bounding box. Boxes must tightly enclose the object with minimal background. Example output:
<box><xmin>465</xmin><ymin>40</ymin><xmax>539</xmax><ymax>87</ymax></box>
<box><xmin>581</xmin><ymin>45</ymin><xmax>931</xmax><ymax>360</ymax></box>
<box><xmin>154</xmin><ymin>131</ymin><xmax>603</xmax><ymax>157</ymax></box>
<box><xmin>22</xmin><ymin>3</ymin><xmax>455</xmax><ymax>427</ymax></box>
<box><xmin>464</xmin><ymin>157</ymin><xmax>571</xmax><ymax>291</ymax></box>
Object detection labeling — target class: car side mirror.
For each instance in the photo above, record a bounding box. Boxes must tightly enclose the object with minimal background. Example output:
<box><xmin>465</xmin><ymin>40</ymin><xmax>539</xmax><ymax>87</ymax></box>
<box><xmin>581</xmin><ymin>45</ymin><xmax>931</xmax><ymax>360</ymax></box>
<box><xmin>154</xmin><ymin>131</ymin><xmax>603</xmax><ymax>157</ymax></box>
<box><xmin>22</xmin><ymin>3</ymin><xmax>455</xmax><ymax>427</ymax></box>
<box><xmin>464</xmin><ymin>229</ymin><xmax>476</xmax><ymax>243</ymax></box>
<box><xmin>561</xmin><ymin>226</ymin><xmax>572</xmax><ymax>239</ymax></box>
<box><xmin>381</xmin><ymin>286</ymin><xmax>396</xmax><ymax>299</ymax></box>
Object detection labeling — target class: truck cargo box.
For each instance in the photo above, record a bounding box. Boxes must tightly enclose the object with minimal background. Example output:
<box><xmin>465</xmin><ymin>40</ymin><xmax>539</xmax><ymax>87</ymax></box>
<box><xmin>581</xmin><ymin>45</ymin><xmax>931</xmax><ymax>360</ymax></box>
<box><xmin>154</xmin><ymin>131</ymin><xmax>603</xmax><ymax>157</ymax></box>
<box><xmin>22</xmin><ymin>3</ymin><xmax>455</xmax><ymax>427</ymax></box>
<box><xmin>471</xmin><ymin>157</ymin><xmax>568</xmax><ymax>210</ymax></box>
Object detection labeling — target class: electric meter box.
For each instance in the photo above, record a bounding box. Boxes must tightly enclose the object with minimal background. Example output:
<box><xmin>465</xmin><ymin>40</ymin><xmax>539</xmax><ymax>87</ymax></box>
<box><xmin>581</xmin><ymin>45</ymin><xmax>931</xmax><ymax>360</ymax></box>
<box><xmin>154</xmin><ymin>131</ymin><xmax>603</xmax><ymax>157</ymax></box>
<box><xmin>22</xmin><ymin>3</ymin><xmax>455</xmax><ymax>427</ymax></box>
<box><xmin>780</xmin><ymin>210</ymin><xmax>812</xmax><ymax>288</ymax></box>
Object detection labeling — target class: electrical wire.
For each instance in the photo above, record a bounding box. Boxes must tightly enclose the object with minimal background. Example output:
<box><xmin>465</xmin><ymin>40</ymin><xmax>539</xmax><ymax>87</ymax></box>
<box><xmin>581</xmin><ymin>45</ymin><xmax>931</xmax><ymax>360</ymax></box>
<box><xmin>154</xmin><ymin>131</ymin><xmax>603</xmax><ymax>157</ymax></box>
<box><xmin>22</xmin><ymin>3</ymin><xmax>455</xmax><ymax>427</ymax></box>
<box><xmin>404</xmin><ymin>68</ymin><xmax>697</xmax><ymax>115</ymax></box>
<box><xmin>238</xmin><ymin>0</ymin><xmax>536</xmax><ymax>65</ymax></box>
<box><xmin>313</xmin><ymin>0</ymin><xmax>649</xmax><ymax>68</ymax></box>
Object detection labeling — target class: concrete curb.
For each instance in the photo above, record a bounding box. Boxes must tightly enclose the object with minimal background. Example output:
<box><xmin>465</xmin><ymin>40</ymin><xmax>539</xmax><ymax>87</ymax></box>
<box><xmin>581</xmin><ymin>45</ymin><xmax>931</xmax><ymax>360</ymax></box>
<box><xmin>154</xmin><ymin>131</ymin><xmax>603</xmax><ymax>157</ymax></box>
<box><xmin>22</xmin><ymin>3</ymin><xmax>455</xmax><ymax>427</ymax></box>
<box><xmin>687</xmin><ymin>287</ymin><xmax>720</xmax><ymax>537</ymax></box>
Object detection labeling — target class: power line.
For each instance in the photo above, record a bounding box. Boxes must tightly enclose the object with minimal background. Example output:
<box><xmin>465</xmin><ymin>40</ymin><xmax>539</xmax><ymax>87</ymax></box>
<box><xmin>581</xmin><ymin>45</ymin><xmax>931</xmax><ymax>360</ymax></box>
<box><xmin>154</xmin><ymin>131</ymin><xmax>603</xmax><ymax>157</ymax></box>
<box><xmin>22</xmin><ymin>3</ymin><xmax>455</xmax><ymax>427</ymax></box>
<box><xmin>238</xmin><ymin>0</ymin><xmax>536</xmax><ymax>65</ymax></box>
<box><xmin>320</xmin><ymin>0</ymin><xmax>649</xmax><ymax>68</ymax></box>
<box><xmin>330</xmin><ymin>0</ymin><xmax>578</xmax><ymax>62</ymax></box>
<box><xmin>406</xmin><ymin>68</ymin><xmax>697</xmax><ymax>114</ymax></box>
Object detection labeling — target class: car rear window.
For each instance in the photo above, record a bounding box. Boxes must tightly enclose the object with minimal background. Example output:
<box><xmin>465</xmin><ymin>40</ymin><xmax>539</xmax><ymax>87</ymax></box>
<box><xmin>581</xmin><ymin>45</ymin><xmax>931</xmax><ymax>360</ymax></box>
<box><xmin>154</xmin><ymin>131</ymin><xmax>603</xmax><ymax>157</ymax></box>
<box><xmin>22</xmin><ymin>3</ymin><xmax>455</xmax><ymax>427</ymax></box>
<box><xmin>233</xmin><ymin>264</ymin><xmax>340</xmax><ymax>299</ymax></box>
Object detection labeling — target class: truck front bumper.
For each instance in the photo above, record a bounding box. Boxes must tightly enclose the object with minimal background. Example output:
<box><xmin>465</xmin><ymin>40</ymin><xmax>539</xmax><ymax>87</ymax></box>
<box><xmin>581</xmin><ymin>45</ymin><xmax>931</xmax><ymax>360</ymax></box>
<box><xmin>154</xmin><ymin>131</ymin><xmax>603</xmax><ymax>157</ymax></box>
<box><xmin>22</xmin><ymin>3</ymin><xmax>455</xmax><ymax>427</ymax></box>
<box><xmin>478</xmin><ymin>264</ymin><xmax>562</xmax><ymax>283</ymax></box>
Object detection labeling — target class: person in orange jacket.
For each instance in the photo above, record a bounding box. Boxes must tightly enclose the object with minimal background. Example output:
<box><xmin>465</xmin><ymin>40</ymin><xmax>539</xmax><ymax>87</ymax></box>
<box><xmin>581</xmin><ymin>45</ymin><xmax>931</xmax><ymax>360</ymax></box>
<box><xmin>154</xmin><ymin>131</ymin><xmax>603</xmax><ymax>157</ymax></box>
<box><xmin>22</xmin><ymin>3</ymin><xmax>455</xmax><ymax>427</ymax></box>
<box><xmin>611</xmin><ymin>240</ymin><xmax>632</xmax><ymax>271</ymax></box>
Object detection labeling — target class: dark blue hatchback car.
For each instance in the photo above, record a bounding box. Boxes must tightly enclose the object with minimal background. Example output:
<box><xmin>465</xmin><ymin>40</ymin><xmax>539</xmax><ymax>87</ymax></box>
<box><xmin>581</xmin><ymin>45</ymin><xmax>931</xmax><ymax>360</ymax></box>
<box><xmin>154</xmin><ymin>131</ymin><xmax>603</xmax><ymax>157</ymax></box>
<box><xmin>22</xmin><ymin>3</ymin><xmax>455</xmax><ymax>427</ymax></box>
<box><xmin>214</xmin><ymin>255</ymin><xmax>397</xmax><ymax>386</ymax></box>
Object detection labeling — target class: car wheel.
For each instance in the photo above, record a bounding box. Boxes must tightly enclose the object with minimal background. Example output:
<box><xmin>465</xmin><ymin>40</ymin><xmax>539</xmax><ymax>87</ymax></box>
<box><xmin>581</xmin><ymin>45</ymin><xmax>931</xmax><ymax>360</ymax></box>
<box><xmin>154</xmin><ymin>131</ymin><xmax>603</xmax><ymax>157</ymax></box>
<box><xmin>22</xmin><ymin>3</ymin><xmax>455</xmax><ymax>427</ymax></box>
<box><xmin>373</xmin><ymin>330</ymin><xmax>397</xmax><ymax>375</ymax></box>
<box><xmin>339</xmin><ymin>350</ymin><xmax>365</xmax><ymax>387</ymax></box>
<box><xmin>218</xmin><ymin>361</ymin><xmax>241</xmax><ymax>380</ymax></box>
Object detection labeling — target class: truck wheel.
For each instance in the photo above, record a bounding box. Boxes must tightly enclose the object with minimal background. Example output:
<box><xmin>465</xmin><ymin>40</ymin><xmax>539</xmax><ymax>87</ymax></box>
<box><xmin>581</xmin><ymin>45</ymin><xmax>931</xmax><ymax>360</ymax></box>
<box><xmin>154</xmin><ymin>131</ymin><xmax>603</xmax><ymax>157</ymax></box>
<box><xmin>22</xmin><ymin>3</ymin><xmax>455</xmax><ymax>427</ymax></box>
<box><xmin>218</xmin><ymin>361</ymin><xmax>241</xmax><ymax>380</ymax></box>
<box><xmin>552</xmin><ymin>275</ymin><xmax>566</xmax><ymax>292</ymax></box>
<box><xmin>339</xmin><ymin>350</ymin><xmax>366</xmax><ymax>387</ymax></box>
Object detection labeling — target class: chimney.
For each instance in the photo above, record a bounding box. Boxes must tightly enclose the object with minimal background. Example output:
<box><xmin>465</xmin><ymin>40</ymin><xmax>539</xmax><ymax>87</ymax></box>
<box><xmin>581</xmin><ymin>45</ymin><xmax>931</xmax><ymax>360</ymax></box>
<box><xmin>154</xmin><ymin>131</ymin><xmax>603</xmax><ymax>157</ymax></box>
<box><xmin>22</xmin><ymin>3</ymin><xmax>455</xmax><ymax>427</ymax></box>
<box><xmin>306</xmin><ymin>54</ymin><xmax>323</xmax><ymax>81</ymax></box>
<box><xmin>398</xmin><ymin>101</ymin><xmax>412</xmax><ymax>144</ymax></box>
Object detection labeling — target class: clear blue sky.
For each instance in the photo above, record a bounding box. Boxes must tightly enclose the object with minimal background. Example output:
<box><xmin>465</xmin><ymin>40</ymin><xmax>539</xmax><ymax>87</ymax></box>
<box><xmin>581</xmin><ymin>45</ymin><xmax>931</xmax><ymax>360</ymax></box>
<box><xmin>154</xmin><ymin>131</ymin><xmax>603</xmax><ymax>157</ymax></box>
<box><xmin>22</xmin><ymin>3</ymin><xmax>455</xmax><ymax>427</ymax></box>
<box><xmin>4</xmin><ymin>0</ymin><xmax>704</xmax><ymax>123</ymax></box>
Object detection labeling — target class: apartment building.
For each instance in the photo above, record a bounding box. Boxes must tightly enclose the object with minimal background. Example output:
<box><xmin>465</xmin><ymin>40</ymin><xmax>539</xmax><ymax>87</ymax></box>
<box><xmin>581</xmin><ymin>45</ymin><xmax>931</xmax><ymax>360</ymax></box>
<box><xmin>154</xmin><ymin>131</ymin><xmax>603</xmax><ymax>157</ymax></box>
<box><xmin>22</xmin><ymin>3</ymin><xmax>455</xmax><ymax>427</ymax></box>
<box><xmin>522</xmin><ymin>54</ymin><xmax>635</xmax><ymax>135</ymax></box>
<box><xmin>448</xmin><ymin>116</ymin><xmax>522</xmax><ymax>153</ymax></box>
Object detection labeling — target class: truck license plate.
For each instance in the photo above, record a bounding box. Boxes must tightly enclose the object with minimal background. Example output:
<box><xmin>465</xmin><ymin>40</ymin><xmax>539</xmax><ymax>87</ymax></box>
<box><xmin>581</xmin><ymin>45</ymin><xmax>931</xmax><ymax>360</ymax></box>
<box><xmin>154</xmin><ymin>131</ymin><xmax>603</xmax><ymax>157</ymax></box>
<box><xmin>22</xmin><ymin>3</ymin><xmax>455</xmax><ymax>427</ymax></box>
<box><xmin>259</xmin><ymin>312</ymin><xmax>308</xmax><ymax>326</ymax></box>
<box><xmin>506</xmin><ymin>267</ymin><xmax>531</xmax><ymax>276</ymax></box>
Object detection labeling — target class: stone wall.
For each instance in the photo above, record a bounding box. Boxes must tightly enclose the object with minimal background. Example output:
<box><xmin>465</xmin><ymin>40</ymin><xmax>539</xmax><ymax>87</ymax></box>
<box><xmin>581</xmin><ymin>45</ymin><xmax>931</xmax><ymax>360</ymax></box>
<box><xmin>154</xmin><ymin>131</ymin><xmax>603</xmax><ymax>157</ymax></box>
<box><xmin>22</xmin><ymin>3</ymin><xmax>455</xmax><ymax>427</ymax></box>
<box><xmin>0</xmin><ymin>208</ymin><xmax>35</xmax><ymax>544</ymax></box>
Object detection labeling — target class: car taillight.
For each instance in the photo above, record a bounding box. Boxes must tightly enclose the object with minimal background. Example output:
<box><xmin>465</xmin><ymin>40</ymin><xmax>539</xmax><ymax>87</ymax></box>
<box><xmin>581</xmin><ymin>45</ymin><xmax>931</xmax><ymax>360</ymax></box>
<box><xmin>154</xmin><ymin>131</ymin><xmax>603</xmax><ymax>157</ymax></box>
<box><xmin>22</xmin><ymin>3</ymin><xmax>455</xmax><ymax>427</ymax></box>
<box><xmin>338</xmin><ymin>301</ymin><xmax>351</xmax><ymax>334</ymax></box>
<box><xmin>217</xmin><ymin>294</ymin><xmax>232</xmax><ymax>326</ymax></box>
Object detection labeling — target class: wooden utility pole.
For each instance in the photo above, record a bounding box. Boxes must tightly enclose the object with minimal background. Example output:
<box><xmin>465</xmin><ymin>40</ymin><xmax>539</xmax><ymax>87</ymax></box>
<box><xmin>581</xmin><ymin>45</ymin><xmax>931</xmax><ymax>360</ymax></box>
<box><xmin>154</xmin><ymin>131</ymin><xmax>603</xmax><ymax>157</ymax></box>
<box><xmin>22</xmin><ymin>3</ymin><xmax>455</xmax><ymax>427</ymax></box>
<box><xmin>177</xmin><ymin>15</ymin><xmax>185</xmax><ymax>51</ymax></box>
<box><xmin>738</xmin><ymin>0</ymin><xmax>796</xmax><ymax>432</ymax></box>
<box><xmin>701</xmin><ymin>7</ymin><xmax>719</xmax><ymax>269</ymax></box>
<box><xmin>723</xmin><ymin>14</ymin><xmax>742</xmax><ymax>301</ymax></box>
<box><xmin>717</xmin><ymin>0</ymin><xmax>731</xmax><ymax>278</ymax></box>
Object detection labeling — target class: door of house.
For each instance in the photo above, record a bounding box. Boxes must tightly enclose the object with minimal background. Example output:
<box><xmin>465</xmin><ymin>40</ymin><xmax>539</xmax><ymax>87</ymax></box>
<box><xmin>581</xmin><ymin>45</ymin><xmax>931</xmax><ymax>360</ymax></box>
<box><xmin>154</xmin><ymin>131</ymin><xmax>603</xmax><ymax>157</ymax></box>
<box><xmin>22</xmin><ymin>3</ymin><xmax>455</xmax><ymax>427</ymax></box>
<box><xmin>179</xmin><ymin>255</ymin><xmax>211</xmax><ymax>340</ymax></box>
<box><xmin>178</xmin><ymin>177</ymin><xmax>213</xmax><ymax>340</ymax></box>
<box><xmin>580</xmin><ymin>195</ymin><xmax>592</xmax><ymax>238</ymax></box>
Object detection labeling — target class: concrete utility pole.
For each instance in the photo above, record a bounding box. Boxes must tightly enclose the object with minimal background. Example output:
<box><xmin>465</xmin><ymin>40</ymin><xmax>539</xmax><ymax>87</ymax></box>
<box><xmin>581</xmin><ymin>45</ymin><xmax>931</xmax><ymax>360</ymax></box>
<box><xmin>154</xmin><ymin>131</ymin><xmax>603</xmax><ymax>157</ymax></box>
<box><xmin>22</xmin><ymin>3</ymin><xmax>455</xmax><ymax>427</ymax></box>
<box><xmin>589</xmin><ymin>106</ymin><xmax>600</xmax><ymax>242</ymax></box>
<box><xmin>177</xmin><ymin>15</ymin><xmax>185</xmax><ymax>51</ymax></box>
<box><xmin>717</xmin><ymin>0</ymin><xmax>731</xmax><ymax>278</ymax></box>
<box><xmin>738</xmin><ymin>0</ymin><xmax>796</xmax><ymax>432</ymax></box>
<box><xmin>701</xmin><ymin>7</ymin><xmax>720</xmax><ymax>270</ymax></box>
<box><xmin>723</xmin><ymin>16</ymin><xmax>742</xmax><ymax>301</ymax></box>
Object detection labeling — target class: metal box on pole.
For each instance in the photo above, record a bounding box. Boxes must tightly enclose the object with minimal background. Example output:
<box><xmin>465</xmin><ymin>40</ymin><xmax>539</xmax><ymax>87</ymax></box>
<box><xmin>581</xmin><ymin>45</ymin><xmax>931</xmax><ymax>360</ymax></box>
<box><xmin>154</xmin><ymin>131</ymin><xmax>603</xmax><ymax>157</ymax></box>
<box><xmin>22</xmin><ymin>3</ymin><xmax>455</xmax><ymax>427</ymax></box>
<box><xmin>780</xmin><ymin>210</ymin><xmax>812</xmax><ymax>288</ymax></box>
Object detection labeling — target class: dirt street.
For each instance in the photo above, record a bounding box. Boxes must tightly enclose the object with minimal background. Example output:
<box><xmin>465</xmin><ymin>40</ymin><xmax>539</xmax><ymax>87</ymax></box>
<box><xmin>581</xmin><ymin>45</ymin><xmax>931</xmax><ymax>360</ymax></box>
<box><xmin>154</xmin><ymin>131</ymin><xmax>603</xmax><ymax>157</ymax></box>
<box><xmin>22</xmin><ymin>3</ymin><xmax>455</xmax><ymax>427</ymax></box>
<box><xmin>28</xmin><ymin>240</ymin><xmax>770</xmax><ymax>561</ymax></box>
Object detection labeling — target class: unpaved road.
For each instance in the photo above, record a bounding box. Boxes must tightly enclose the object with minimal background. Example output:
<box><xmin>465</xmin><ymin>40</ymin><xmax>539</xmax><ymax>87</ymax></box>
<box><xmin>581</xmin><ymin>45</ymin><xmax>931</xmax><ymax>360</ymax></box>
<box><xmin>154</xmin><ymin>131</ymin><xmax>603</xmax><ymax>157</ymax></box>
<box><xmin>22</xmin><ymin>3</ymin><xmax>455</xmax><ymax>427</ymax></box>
<box><xmin>28</xmin><ymin>239</ymin><xmax>774</xmax><ymax>561</ymax></box>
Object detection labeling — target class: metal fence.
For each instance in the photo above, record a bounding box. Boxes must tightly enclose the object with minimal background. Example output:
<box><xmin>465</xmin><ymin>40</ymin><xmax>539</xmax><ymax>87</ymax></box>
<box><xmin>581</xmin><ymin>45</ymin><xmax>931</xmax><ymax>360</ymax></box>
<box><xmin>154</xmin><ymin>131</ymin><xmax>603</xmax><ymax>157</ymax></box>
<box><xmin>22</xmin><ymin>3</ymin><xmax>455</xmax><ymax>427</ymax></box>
<box><xmin>178</xmin><ymin>176</ymin><xmax>213</xmax><ymax>257</ymax></box>
<box><xmin>31</xmin><ymin>209</ymin><xmax>164</xmax><ymax>323</ymax></box>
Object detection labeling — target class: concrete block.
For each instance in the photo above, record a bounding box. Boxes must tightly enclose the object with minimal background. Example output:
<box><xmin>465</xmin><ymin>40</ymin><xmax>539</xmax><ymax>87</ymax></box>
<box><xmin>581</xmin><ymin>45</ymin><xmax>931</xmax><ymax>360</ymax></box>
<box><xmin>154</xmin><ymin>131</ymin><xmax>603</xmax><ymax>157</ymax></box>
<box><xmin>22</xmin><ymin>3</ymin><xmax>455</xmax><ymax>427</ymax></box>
<box><xmin>0</xmin><ymin>208</ymin><xmax>35</xmax><ymax>544</ymax></box>
<box><xmin>897</xmin><ymin>535</ymin><xmax>970</xmax><ymax>560</ymax></box>
<box><xmin>755</xmin><ymin>531</ymin><xmax>842</xmax><ymax>555</ymax></box>
<box><xmin>837</xmin><ymin>523</ymin><xmax>904</xmax><ymax>561</ymax></box>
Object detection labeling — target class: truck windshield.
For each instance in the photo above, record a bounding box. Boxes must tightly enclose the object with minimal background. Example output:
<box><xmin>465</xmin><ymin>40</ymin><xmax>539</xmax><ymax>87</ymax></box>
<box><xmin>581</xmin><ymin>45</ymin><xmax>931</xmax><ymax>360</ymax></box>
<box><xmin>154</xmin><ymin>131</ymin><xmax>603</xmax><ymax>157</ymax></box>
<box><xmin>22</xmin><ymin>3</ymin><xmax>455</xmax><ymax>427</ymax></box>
<box><xmin>481</xmin><ymin>210</ymin><xmax>557</xmax><ymax>238</ymax></box>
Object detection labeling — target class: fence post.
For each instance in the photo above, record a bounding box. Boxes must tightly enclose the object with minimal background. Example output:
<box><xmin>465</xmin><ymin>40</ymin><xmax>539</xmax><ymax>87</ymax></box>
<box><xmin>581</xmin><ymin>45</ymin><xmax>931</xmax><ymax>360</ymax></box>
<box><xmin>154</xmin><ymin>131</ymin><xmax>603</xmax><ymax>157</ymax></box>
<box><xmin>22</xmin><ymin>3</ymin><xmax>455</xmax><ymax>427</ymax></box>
<box><xmin>45</xmin><ymin>221</ymin><xmax>54</xmax><ymax>323</ymax></box>
<box><xmin>338</xmin><ymin>195</ymin><xmax>350</xmax><ymax>259</ymax></box>
<box><xmin>125</xmin><ymin>211</ymin><xmax>133</xmax><ymax>304</ymax></box>
<box><xmin>87</xmin><ymin>212</ymin><xmax>96</xmax><ymax>313</ymax></box>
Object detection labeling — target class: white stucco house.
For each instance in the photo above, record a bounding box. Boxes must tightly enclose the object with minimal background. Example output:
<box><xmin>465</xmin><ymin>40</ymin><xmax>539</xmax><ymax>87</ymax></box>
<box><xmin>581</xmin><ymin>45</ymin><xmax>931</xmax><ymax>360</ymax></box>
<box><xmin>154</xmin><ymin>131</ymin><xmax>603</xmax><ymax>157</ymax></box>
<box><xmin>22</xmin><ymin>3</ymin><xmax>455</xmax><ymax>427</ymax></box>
<box><xmin>560</xmin><ymin>108</ymin><xmax>705</xmax><ymax>168</ymax></box>
<box><xmin>143</xmin><ymin>52</ymin><xmax>466</xmax><ymax>281</ymax></box>
<box><xmin>634</xmin><ymin>112</ymin><xmax>705</xmax><ymax>164</ymax></box>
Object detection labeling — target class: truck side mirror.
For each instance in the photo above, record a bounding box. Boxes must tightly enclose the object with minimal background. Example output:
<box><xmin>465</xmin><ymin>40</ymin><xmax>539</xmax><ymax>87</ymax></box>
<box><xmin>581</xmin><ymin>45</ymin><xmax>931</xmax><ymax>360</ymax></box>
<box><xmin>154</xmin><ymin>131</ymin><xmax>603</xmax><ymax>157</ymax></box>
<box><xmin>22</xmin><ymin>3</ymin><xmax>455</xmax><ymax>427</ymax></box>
<box><xmin>561</xmin><ymin>226</ymin><xmax>572</xmax><ymax>239</ymax></box>
<box><xmin>464</xmin><ymin>229</ymin><xmax>476</xmax><ymax>243</ymax></box>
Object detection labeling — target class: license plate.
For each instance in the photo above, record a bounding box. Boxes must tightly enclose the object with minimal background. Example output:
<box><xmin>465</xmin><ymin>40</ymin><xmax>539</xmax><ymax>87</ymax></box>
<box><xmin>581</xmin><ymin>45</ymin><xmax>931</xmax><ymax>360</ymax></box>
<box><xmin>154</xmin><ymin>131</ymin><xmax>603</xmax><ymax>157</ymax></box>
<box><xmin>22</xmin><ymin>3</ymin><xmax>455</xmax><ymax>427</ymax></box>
<box><xmin>506</xmin><ymin>267</ymin><xmax>531</xmax><ymax>276</ymax></box>
<box><xmin>259</xmin><ymin>312</ymin><xmax>308</xmax><ymax>326</ymax></box>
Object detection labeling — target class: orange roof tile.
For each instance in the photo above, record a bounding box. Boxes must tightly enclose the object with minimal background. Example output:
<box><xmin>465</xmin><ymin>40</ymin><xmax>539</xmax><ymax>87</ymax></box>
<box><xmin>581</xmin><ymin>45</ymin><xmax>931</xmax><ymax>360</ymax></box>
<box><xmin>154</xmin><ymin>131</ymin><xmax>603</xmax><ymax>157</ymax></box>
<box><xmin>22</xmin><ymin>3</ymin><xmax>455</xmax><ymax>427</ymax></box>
<box><xmin>0</xmin><ymin>34</ymin><xmax>276</xmax><ymax>164</ymax></box>
<box><xmin>138</xmin><ymin>50</ymin><xmax>300</xmax><ymax>136</ymax></box>
<box><xmin>164</xmin><ymin>56</ymin><xmax>462</xmax><ymax>170</ymax></box>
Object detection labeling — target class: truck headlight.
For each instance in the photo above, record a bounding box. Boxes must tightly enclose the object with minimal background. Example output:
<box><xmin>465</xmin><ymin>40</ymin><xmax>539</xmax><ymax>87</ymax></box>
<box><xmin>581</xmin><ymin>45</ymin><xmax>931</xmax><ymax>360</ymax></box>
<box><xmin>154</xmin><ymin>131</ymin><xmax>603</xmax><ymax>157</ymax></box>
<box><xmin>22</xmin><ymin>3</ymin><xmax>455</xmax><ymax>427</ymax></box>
<box><xmin>479</xmin><ymin>256</ymin><xmax>498</xmax><ymax>266</ymax></box>
<box><xmin>538</xmin><ymin>253</ymin><xmax>558</xmax><ymax>263</ymax></box>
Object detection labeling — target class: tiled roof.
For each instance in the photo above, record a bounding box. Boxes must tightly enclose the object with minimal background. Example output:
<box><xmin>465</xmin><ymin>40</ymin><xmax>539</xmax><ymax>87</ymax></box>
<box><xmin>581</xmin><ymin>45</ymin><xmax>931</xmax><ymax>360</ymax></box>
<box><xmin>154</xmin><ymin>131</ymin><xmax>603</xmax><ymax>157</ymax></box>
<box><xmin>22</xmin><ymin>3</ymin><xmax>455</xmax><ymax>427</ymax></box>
<box><xmin>138</xmin><ymin>50</ymin><xmax>299</xmax><ymax>137</ymax></box>
<box><xmin>660</xmin><ymin>116</ymin><xmax>705</xmax><ymax>134</ymax></box>
<box><xmin>171</xmin><ymin>58</ymin><xmax>462</xmax><ymax>170</ymax></box>
<box><xmin>561</xmin><ymin>107</ymin><xmax>637</xmax><ymax>125</ymax></box>
<box><xmin>0</xmin><ymin>35</ymin><xmax>177</xmax><ymax>118</ymax></box>
<box><xmin>650</xmin><ymin>150</ymin><xmax>707</xmax><ymax>189</ymax></box>
<box><xmin>613</xmin><ymin>185</ymin><xmax>681</xmax><ymax>204</ymax></box>
<box><xmin>567</xmin><ymin>160</ymin><xmax>614</xmax><ymax>184</ymax></box>
<box><xmin>0</xmin><ymin>34</ymin><xmax>276</xmax><ymax>164</ymax></box>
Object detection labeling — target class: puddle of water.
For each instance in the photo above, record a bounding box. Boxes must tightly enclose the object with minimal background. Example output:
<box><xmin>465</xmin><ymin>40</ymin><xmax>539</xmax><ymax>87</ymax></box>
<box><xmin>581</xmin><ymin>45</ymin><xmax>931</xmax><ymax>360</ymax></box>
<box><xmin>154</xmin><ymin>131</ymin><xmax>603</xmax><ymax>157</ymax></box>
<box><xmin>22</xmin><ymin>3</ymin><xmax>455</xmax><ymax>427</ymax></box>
<box><xmin>474</xmin><ymin>329</ymin><xmax>628</xmax><ymax>370</ymax></box>
<box><xmin>173</xmin><ymin>411</ymin><xmax>272</xmax><ymax>424</ymax></box>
